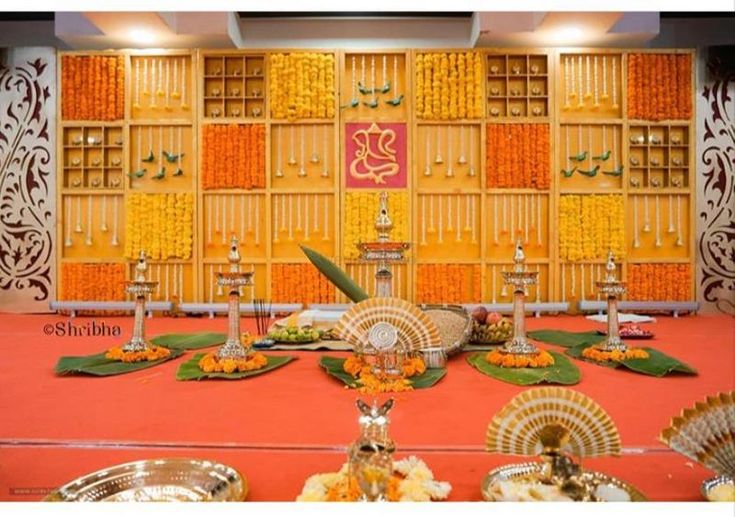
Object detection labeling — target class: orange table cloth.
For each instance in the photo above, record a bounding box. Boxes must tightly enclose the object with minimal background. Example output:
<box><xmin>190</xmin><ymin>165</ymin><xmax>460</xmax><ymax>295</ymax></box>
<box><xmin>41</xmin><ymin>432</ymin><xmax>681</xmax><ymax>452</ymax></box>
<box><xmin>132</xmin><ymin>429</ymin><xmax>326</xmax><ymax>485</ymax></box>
<box><xmin>0</xmin><ymin>313</ymin><xmax>733</xmax><ymax>501</ymax></box>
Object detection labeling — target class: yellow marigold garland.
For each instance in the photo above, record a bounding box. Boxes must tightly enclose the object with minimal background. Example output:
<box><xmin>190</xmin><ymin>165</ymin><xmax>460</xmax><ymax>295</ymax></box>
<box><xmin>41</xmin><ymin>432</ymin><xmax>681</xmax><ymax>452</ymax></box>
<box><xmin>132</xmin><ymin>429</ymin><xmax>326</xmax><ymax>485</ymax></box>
<box><xmin>124</xmin><ymin>193</ymin><xmax>193</xmax><ymax>260</ymax></box>
<box><xmin>105</xmin><ymin>345</ymin><xmax>171</xmax><ymax>363</ymax></box>
<box><xmin>342</xmin><ymin>354</ymin><xmax>426</xmax><ymax>394</ymax></box>
<box><xmin>269</xmin><ymin>53</ymin><xmax>336</xmax><ymax>121</ymax></box>
<box><xmin>485</xmin><ymin>349</ymin><xmax>555</xmax><ymax>369</ymax></box>
<box><xmin>581</xmin><ymin>347</ymin><xmax>649</xmax><ymax>363</ymax></box>
<box><xmin>198</xmin><ymin>351</ymin><xmax>268</xmax><ymax>373</ymax></box>
<box><xmin>343</xmin><ymin>192</ymin><xmax>409</xmax><ymax>260</ymax></box>
<box><xmin>416</xmin><ymin>51</ymin><xmax>483</xmax><ymax>120</ymax></box>
<box><xmin>559</xmin><ymin>194</ymin><xmax>625</xmax><ymax>261</ymax></box>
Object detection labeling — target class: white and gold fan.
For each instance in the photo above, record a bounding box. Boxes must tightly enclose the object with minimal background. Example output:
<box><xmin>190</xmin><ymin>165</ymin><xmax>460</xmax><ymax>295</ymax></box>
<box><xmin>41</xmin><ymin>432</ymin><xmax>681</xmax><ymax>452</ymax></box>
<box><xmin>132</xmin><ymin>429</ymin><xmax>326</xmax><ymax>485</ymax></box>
<box><xmin>334</xmin><ymin>297</ymin><xmax>441</xmax><ymax>353</ymax></box>
<box><xmin>486</xmin><ymin>387</ymin><xmax>621</xmax><ymax>458</ymax></box>
<box><xmin>660</xmin><ymin>391</ymin><xmax>735</xmax><ymax>480</ymax></box>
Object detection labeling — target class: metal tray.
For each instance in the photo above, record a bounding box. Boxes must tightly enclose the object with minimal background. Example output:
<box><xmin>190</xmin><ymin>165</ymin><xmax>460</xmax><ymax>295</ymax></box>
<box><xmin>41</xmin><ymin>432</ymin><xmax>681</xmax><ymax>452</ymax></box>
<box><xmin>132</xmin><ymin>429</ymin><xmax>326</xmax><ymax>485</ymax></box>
<box><xmin>701</xmin><ymin>475</ymin><xmax>734</xmax><ymax>501</ymax></box>
<box><xmin>481</xmin><ymin>462</ymin><xmax>646</xmax><ymax>502</ymax></box>
<box><xmin>420</xmin><ymin>304</ymin><xmax>473</xmax><ymax>356</ymax></box>
<box><xmin>45</xmin><ymin>458</ymin><xmax>247</xmax><ymax>502</ymax></box>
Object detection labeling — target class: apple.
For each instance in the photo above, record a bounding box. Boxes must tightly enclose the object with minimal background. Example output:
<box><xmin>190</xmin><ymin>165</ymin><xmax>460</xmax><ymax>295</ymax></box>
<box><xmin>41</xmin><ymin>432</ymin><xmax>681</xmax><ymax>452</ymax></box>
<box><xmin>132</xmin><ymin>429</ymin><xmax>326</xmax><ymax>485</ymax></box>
<box><xmin>485</xmin><ymin>312</ymin><xmax>502</xmax><ymax>325</ymax></box>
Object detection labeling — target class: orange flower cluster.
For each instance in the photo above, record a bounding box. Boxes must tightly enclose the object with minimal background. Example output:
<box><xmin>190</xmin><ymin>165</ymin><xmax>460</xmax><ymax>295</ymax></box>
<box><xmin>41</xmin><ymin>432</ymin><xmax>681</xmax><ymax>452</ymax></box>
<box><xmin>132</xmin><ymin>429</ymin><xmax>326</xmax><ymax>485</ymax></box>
<box><xmin>582</xmin><ymin>346</ymin><xmax>649</xmax><ymax>363</ymax></box>
<box><xmin>324</xmin><ymin>475</ymin><xmax>401</xmax><ymax>502</ymax></box>
<box><xmin>627</xmin><ymin>54</ymin><xmax>692</xmax><ymax>121</ymax></box>
<box><xmin>416</xmin><ymin>264</ymin><xmax>481</xmax><ymax>304</ymax></box>
<box><xmin>61</xmin><ymin>55</ymin><xmax>124</xmax><ymax>121</ymax></box>
<box><xmin>342</xmin><ymin>354</ymin><xmax>426</xmax><ymax>395</ymax></box>
<box><xmin>105</xmin><ymin>345</ymin><xmax>171</xmax><ymax>363</ymax></box>
<box><xmin>61</xmin><ymin>263</ymin><xmax>126</xmax><ymax>301</ymax></box>
<box><xmin>486</xmin><ymin>124</ymin><xmax>550</xmax><ymax>188</ymax></box>
<box><xmin>202</xmin><ymin>124</ymin><xmax>266</xmax><ymax>189</ymax></box>
<box><xmin>198</xmin><ymin>351</ymin><xmax>268</xmax><ymax>373</ymax></box>
<box><xmin>486</xmin><ymin>349</ymin><xmax>555</xmax><ymax>368</ymax></box>
<box><xmin>626</xmin><ymin>264</ymin><xmax>691</xmax><ymax>301</ymax></box>
<box><xmin>271</xmin><ymin>263</ymin><xmax>335</xmax><ymax>304</ymax></box>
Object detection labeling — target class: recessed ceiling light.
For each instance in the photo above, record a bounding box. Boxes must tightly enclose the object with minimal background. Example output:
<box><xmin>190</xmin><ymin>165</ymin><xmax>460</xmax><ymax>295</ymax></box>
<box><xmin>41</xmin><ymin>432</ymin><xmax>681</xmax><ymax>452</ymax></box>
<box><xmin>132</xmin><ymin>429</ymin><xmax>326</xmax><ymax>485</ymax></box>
<box><xmin>129</xmin><ymin>28</ymin><xmax>156</xmax><ymax>45</ymax></box>
<box><xmin>556</xmin><ymin>26</ymin><xmax>584</xmax><ymax>42</ymax></box>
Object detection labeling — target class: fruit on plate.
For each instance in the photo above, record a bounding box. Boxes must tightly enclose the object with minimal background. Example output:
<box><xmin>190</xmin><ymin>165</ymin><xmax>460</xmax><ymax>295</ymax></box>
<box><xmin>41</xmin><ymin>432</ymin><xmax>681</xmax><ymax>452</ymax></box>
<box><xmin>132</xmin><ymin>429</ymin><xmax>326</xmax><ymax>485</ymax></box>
<box><xmin>267</xmin><ymin>326</ymin><xmax>321</xmax><ymax>343</ymax></box>
<box><xmin>471</xmin><ymin>306</ymin><xmax>488</xmax><ymax>324</ymax></box>
<box><xmin>470</xmin><ymin>315</ymin><xmax>513</xmax><ymax>344</ymax></box>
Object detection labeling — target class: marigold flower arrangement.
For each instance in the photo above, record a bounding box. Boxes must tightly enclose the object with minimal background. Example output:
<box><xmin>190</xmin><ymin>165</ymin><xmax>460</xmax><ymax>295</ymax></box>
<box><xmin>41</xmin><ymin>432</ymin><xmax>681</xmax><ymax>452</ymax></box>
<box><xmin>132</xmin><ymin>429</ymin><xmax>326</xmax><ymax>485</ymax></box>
<box><xmin>416</xmin><ymin>264</ymin><xmax>482</xmax><ymax>304</ymax></box>
<box><xmin>486</xmin><ymin>124</ymin><xmax>550</xmax><ymax>189</ymax></box>
<box><xmin>61</xmin><ymin>55</ymin><xmax>124</xmax><ymax>121</ymax></box>
<box><xmin>197</xmin><ymin>350</ymin><xmax>268</xmax><ymax>374</ymax></box>
<box><xmin>342</xmin><ymin>354</ymin><xmax>426</xmax><ymax>394</ymax></box>
<box><xmin>559</xmin><ymin>195</ymin><xmax>625</xmax><ymax>261</ymax></box>
<box><xmin>202</xmin><ymin>124</ymin><xmax>265</xmax><ymax>189</ymax></box>
<box><xmin>61</xmin><ymin>263</ymin><xmax>126</xmax><ymax>301</ymax></box>
<box><xmin>627</xmin><ymin>264</ymin><xmax>691</xmax><ymax>301</ymax></box>
<box><xmin>343</xmin><ymin>192</ymin><xmax>409</xmax><ymax>260</ymax></box>
<box><xmin>269</xmin><ymin>53</ymin><xmax>336</xmax><ymax>121</ymax></box>
<box><xmin>124</xmin><ymin>193</ymin><xmax>194</xmax><ymax>260</ymax></box>
<box><xmin>297</xmin><ymin>456</ymin><xmax>451</xmax><ymax>502</ymax></box>
<box><xmin>627</xmin><ymin>53</ymin><xmax>692</xmax><ymax>121</ymax></box>
<box><xmin>271</xmin><ymin>263</ymin><xmax>335</xmax><ymax>304</ymax></box>
<box><xmin>105</xmin><ymin>345</ymin><xmax>171</xmax><ymax>363</ymax></box>
<box><xmin>415</xmin><ymin>52</ymin><xmax>483</xmax><ymax>120</ymax></box>
<box><xmin>486</xmin><ymin>349</ymin><xmax>555</xmax><ymax>368</ymax></box>
<box><xmin>581</xmin><ymin>347</ymin><xmax>649</xmax><ymax>363</ymax></box>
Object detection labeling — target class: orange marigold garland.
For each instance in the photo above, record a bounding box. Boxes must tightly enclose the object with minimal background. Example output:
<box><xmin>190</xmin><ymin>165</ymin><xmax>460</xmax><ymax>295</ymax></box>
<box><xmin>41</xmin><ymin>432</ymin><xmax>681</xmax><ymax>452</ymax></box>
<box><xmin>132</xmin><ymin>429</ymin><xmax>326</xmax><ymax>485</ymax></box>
<box><xmin>486</xmin><ymin>124</ymin><xmax>550</xmax><ymax>189</ymax></box>
<box><xmin>416</xmin><ymin>264</ymin><xmax>481</xmax><ymax>304</ymax></box>
<box><xmin>485</xmin><ymin>349</ymin><xmax>555</xmax><ymax>368</ymax></box>
<box><xmin>627</xmin><ymin>53</ymin><xmax>692</xmax><ymax>121</ymax></box>
<box><xmin>197</xmin><ymin>351</ymin><xmax>268</xmax><ymax>373</ymax></box>
<box><xmin>61</xmin><ymin>55</ymin><xmax>125</xmax><ymax>121</ymax></box>
<box><xmin>61</xmin><ymin>263</ymin><xmax>126</xmax><ymax>301</ymax></box>
<box><xmin>105</xmin><ymin>345</ymin><xmax>171</xmax><ymax>363</ymax></box>
<box><xmin>202</xmin><ymin>124</ymin><xmax>266</xmax><ymax>189</ymax></box>
<box><xmin>627</xmin><ymin>264</ymin><xmax>691</xmax><ymax>301</ymax></box>
<box><xmin>342</xmin><ymin>354</ymin><xmax>427</xmax><ymax>394</ymax></box>
<box><xmin>581</xmin><ymin>347</ymin><xmax>649</xmax><ymax>363</ymax></box>
<box><xmin>271</xmin><ymin>263</ymin><xmax>335</xmax><ymax>304</ymax></box>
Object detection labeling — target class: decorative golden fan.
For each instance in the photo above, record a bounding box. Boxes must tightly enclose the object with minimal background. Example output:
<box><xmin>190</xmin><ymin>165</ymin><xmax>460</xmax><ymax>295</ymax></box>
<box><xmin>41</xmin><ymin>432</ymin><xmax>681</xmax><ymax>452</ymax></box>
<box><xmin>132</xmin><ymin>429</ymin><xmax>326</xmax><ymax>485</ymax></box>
<box><xmin>486</xmin><ymin>387</ymin><xmax>621</xmax><ymax>458</ymax></box>
<box><xmin>334</xmin><ymin>297</ymin><xmax>442</xmax><ymax>353</ymax></box>
<box><xmin>659</xmin><ymin>391</ymin><xmax>735</xmax><ymax>479</ymax></box>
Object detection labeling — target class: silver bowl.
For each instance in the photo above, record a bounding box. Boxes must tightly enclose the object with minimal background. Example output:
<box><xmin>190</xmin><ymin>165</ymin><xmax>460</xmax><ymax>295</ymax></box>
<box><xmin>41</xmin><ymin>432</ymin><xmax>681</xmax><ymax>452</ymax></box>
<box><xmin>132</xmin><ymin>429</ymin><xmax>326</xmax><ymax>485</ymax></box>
<box><xmin>701</xmin><ymin>475</ymin><xmax>734</xmax><ymax>501</ymax></box>
<box><xmin>420</xmin><ymin>304</ymin><xmax>473</xmax><ymax>356</ymax></box>
<box><xmin>44</xmin><ymin>458</ymin><xmax>247</xmax><ymax>502</ymax></box>
<box><xmin>420</xmin><ymin>347</ymin><xmax>447</xmax><ymax>368</ymax></box>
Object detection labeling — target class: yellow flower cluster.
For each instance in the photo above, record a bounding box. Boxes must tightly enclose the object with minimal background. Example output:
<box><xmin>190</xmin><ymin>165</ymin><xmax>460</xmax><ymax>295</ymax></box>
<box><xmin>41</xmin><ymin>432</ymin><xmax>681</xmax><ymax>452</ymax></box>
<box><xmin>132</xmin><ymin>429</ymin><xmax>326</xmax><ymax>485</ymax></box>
<box><xmin>559</xmin><ymin>195</ymin><xmax>625</xmax><ymax>261</ymax></box>
<box><xmin>415</xmin><ymin>52</ymin><xmax>483</xmax><ymax>120</ymax></box>
<box><xmin>269</xmin><ymin>53</ymin><xmax>336</xmax><ymax>121</ymax></box>
<box><xmin>343</xmin><ymin>192</ymin><xmax>409</xmax><ymax>259</ymax></box>
<box><xmin>105</xmin><ymin>345</ymin><xmax>171</xmax><ymax>363</ymax></box>
<box><xmin>124</xmin><ymin>193</ymin><xmax>193</xmax><ymax>260</ymax></box>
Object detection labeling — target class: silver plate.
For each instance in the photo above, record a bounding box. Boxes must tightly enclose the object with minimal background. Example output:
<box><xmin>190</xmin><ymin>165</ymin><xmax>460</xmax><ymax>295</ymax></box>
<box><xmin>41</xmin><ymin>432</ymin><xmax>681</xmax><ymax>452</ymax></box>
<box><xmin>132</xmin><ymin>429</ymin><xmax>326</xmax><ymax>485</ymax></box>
<box><xmin>45</xmin><ymin>458</ymin><xmax>247</xmax><ymax>502</ymax></box>
<box><xmin>701</xmin><ymin>475</ymin><xmax>734</xmax><ymax>501</ymax></box>
<box><xmin>481</xmin><ymin>462</ymin><xmax>646</xmax><ymax>502</ymax></box>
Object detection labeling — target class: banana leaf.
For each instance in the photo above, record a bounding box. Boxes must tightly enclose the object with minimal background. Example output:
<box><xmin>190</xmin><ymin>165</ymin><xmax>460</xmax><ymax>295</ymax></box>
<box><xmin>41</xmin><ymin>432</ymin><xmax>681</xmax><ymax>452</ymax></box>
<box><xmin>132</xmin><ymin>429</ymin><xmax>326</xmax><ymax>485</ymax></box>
<box><xmin>300</xmin><ymin>245</ymin><xmax>369</xmax><ymax>302</ymax></box>
<box><xmin>176</xmin><ymin>353</ymin><xmax>295</xmax><ymax>381</ymax></box>
<box><xmin>150</xmin><ymin>332</ymin><xmax>226</xmax><ymax>350</ymax></box>
<box><xmin>55</xmin><ymin>349</ymin><xmax>184</xmax><ymax>376</ymax></box>
<box><xmin>528</xmin><ymin>329</ymin><xmax>604</xmax><ymax>348</ymax></box>
<box><xmin>467</xmin><ymin>351</ymin><xmax>581</xmax><ymax>386</ymax></box>
<box><xmin>566</xmin><ymin>344</ymin><xmax>697</xmax><ymax>377</ymax></box>
<box><xmin>319</xmin><ymin>356</ymin><xmax>446</xmax><ymax>390</ymax></box>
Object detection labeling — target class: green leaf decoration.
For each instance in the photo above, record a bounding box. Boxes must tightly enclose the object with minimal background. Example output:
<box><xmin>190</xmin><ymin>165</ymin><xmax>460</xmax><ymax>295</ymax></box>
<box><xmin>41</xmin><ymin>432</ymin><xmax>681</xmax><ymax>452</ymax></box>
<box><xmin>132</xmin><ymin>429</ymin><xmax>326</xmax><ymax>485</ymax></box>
<box><xmin>319</xmin><ymin>356</ymin><xmax>447</xmax><ymax>390</ymax></box>
<box><xmin>173</xmin><ymin>168</ymin><xmax>184</xmax><ymax>176</ymax></box>
<box><xmin>153</xmin><ymin>167</ymin><xmax>166</xmax><ymax>179</ymax></box>
<box><xmin>300</xmin><ymin>245</ymin><xmax>369</xmax><ymax>302</ymax></box>
<box><xmin>163</xmin><ymin>151</ymin><xmax>184</xmax><ymax>163</ymax></box>
<box><xmin>385</xmin><ymin>95</ymin><xmax>404</xmax><ymax>107</ymax></box>
<box><xmin>592</xmin><ymin>150</ymin><xmax>612</xmax><ymax>161</ymax></box>
<box><xmin>566</xmin><ymin>344</ymin><xmax>697</xmax><ymax>377</ymax></box>
<box><xmin>577</xmin><ymin>165</ymin><xmax>600</xmax><ymax>177</ymax></box>
<box><xmin>528</xmin><ymin>329</ymin><xmax>604</xmax><ymax>348</ymax></box>
<box><xmin>357</xmin><ymin>81</ymin><xmax>375</xmax><ymax>95</ymax></box>
<box><xmin>176</xmin><ymin>353</ymin><xmax>294</xmax><ymax>381</ymax></box>
<box><xmin>128</xmin><ymin>168</ymin><xmax>146</xmax><ymax>178</ymax></box>
<box><xmin>561</xmin><ymin>167</ymin><xmax>577</xmax><ymax>177</ymax></box>
<box><xmin>380</xmin><ymin>81</ymin><xmax>391</xmax><ymax>94</ymax></box>
<box><xmin>603</xmin><ymin>165</ymin><xmax>625</xmax><ymax>176</ymax></box>
<box><xmin>569</xmin><ymin>151</ymin><xmax>587</xmax><ymax>161</ymax></box>
<box><xmin>363</xmin><ymin>99</ymin><xmax>379</xmax><ymax>108</ymax></box>
<box><xmin>467</xmin><ymin>352</ymin><xmax>581</xmax><ymax>386</ymax></box>
<box><xmin>340</xmin><ymin>98</ymin><xmax>360</xmax><ymax>109</ymax></box>
<box><xmin>141</xmin><ymin>150</ymin><xmax>155</xmax><ymax>163</ymax></box>
<box><xmin>150</xmin><ymin>332</ymin><xmax>226</xmax><ymax>350</ymax></box>
<box><xmin>55</xmin><ymin>349</ymin><xmax>184</xmax><ymax>377</ymax></box>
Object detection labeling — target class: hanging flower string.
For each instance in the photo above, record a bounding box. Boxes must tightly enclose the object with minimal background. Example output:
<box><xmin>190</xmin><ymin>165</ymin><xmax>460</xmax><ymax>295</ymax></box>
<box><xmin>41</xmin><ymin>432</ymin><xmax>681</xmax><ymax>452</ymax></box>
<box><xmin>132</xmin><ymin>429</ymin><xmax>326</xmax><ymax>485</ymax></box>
<box><xmin>61</xmin><ymin>55</ymin><xmax>125</xmax><ymax>120</ymax></box>
<box><xmin>202</xmin><ymin>124</ymin><xmax>265</xmax><ymax>189</ymax></box>
<box><xmin>486</xmin><ymin>124</ymin><xmax>550</xmax><ymax>188</ymax></box>
<box><xmin>269</xmin><ymin>53</ymin><xmax>336</xmax><ymax>121</ymax></box>
<box><xmin>627</xmin><ymin>53</ymin><xmax>692</xmax><ymax>121</ymax></box>
<box><xmin>415</xmin><ymin>51</ymin><xmax>483</xmax><ymax>120</ymax></box>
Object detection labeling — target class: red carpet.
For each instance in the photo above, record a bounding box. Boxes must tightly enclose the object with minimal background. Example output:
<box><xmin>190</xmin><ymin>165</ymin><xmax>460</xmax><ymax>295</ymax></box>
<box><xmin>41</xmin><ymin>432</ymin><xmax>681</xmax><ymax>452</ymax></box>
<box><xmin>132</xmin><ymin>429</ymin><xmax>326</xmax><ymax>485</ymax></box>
<box><xmin>0</xmin><ymin>313</ymin><xmax>733</xmax><ymax>501</ymax></box>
